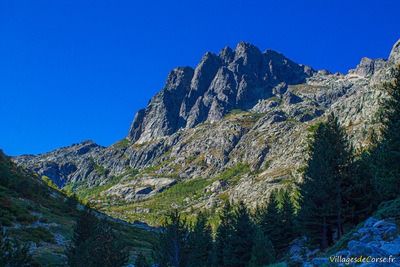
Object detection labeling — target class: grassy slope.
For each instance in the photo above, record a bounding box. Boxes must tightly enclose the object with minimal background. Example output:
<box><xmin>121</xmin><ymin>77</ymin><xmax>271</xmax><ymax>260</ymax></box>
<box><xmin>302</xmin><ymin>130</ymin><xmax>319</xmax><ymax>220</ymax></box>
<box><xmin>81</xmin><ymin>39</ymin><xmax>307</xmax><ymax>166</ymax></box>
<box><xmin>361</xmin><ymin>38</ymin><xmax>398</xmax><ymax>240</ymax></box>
<box><xmin>0</xmin><ymin>152</ymin><xmax>157</xmax><ymax>266</ymax></box>
<box><xmin>71</xmin><ymin>112</ymin><xmax>261</xmax><ymax>226</ymax></box>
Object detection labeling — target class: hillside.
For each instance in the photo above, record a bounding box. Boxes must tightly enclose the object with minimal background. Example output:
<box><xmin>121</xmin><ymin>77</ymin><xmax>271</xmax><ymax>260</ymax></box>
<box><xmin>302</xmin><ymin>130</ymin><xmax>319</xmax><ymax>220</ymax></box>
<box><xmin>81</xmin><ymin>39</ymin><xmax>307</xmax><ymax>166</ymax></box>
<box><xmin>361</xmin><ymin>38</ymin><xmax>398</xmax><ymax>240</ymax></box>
<box><xmin>0</xmin><ymin>151</ymin><xmax>157</xmax><ymax>266</ymax></box>
<box><xmin>14</xmin><ymin>39</ymin><xmax>400</xmax><ymax>226</ymax></box>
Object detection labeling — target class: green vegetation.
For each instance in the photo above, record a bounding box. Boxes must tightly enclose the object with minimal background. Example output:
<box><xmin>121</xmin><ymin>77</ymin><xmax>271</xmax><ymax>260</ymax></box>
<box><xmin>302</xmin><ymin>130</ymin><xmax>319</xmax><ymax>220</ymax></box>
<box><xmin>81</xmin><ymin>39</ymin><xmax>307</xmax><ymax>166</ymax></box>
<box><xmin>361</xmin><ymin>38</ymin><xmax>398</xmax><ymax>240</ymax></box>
<box><xmin>156</xmin><ymin>203</ymin><xmax>276</xmax><ymax>267</ymax></box>
<box><xmin>1</xmin><ymin>224</ymin><xmax>36</xmax><ymax>267</ymax></box>
<box><xmin>105</xmin><ymin>177</ymin><xmax>213</xmax><ymax>224</ymax></box>
<box><xmin>215</xmin><ymin>163</ymin><xmax>250</xmax><ymax>186</ymax></box>
<box><xmin>0</xmin><ymin>151</ymin><xmax>158</xmax><ymax>266</ymax></box>
<box><xmin>113</xmin><ymin>138</ymin><xmax>131</xmax><ymax>149</ymax></box>
<box><xmin>67</xmin><ymin>209</ymin><xmax>129</xmax><ymax>267</ymax></box>
<box><xmin>369</xmin><ymin>66</ymin><xmax>400</xmax><ymax>201</ymax></box>
<box><xmin>42</xmin><ymin>175</ymin><xmax>59</xmax><ymax>190</ymax></box>
<box><xmin>298</xmin><ymin>113</ymin><xmax>353</xmax><ymax>249</ymax></box>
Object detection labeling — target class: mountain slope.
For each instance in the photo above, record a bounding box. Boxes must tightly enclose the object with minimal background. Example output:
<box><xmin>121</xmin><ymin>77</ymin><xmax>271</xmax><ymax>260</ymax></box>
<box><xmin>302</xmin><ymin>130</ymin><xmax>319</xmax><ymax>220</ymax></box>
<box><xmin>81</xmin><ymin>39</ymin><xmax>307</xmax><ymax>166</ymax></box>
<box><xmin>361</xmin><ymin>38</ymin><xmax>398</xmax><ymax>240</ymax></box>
<box><xmin>0</xmin><ymin>151</ymin><xmax>157</xmax><ymax>266</ymax></box>
<box><xmin>14</xmin><ymin>39</ymin><xmax>400</xmax><ymax>225</ymax></box>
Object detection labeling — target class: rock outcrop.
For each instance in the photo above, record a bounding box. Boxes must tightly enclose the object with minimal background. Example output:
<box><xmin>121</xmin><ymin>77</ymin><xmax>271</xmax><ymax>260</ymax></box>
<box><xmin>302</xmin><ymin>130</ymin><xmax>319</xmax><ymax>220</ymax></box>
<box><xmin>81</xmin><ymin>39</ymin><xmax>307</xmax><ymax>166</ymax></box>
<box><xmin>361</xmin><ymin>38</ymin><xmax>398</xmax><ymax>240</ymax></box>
<box><xmin>13</xmin><ymin>39</ymin><xmax>400</xmax><ymax>222</ymax></box>
<box><xmin>127</xmin><ymin>42</ymin><xmax>314</xmax><ymax>144</ymax></box>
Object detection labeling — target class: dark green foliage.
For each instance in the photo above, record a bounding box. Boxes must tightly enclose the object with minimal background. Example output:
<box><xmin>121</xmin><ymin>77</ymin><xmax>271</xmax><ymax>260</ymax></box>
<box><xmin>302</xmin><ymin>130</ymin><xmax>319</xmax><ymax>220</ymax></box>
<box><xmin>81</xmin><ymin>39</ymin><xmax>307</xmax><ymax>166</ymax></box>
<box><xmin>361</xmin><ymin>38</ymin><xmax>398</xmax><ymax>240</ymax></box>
<box><xmin>67</xmin><ymin>209</ymin><xmax>128</xmax><ymax>267</ymax></box>
<box><xmin>212</xmin><ymin>201</ymin><xmax>234</xmax><ymax>267</ymax></box>
<box><xmin>155</xmin><ymin>210</ymin><xmax>189</xmax><ymax>267</ymax></box>
<box><xmin>187</xmin><ymin>212</ymin><xmax>213</xmax><ymax>267</ymax></box>
<box><xmin>248</xmin><ymin>228</ymin><xmax>275</xmax><ymax>267</ymax></box>
<box><xmin>371</xmin><ymin>66</ymin><xmax>400</xmax><ymax>201</ymax></box>
<box><xmin>0</xmin><ymin>225</ymin><xmax>37</xmax><ymax>267</ymax></box>
<box><xmin>223</xmin><ymin>201</ymin><xmax>255</xmax><ymax>267</ymax></box>
<box><xmin>67</xmin><ymin>208</ymin><xmax>98</xmax><ymax>266</ymax></box>
<box><xmin>344</xmin><ymin>152</ymin><xmax>378</xmax><ymax>224</ymax></box>
<box><xmin>135</xmin><ymin>252</ymin><xmax>150</xmax><ymax>267</ymax></box>
<box><xmin>0</xmin><ymin>151</ymin><xmax>49</xmax><ymax>201</ymax></box>
<box><xmin>256</xmin><ymin>190</ymin><xmax>294</xmax><ymax>257</ymax></box>
<box><xmin>80</xmin><ymin>220</ymin><xmax>129</xmax><ymax>267</ymax></box>
<box><xmin>298</xmin><ymin>114</ymin><xmax>353</xmax><ymax>250</ymax></box>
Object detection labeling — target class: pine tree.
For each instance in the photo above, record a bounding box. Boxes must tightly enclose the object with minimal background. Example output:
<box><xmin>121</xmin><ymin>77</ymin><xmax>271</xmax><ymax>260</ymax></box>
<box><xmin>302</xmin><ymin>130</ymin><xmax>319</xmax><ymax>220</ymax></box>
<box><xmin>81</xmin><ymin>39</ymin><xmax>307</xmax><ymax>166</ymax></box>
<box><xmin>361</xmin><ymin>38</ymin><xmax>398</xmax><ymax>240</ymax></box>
<box><xmin>67</xmin><ymin>208</ymin><xmax>98</xmax><ymax>266</ymax></box>
<box><xmin>0</xmin><ymin>225</ymin><xmax>36</xmax><ymax>267</ymax></box>
<box><xmin>187</xmin><ymin>212</ymin><xmax>213</xmax><ymax>267</ymax></box>
<box><xmin>298</xmin><ymin>114</ymin><xmax>353</xmax><ymax>250</ymax></box>
<box><xmin>257</xmin><ymin>190</ymin><xmax>295</xmax><ymax>257</ymax></box>
<box><xmin>81</xmin><ymin>220</ymin><xmax>128</xmax><ymax>267</ymax></box>
<box><xmin>223</xmin><ymin>201</ymin><xmax>254</xmax><ymax>267</ymax></box>
<box><xmin>135</xmin><ymin>252</ymin><xmax>150</xmax><ymax>267</ymax></box>
<box><xmin>156</xmin><ymin>210</ymin><xmax>189</xmax><ymax>267</ymax></box>
<box><xmin>258</xmin><ymin>191</ymin><xmax>281</xmax><ymax>246</ymax></box>
<box><xmin>212</xmin><ymin>201</ymin><xmax>234</xmax><ymax>267</ymax></box>
<box><xmin>276</xmin><ymin>190</ymin><xmax>296</xmax><ymax>255</ymax></box>
<box><xmin>372</xmin><ymin>66</ymin><xmax>400</xmax><ymax>200</ymax></box>
<box><xmin>344</xmin><ymin>152</ymin><xmax>378</xmax><ymax>224</ymax></box>
<box><xmin>248</xmin><ymin>228</ymin><xmax>275</xmax><ymax>267</ymax></box>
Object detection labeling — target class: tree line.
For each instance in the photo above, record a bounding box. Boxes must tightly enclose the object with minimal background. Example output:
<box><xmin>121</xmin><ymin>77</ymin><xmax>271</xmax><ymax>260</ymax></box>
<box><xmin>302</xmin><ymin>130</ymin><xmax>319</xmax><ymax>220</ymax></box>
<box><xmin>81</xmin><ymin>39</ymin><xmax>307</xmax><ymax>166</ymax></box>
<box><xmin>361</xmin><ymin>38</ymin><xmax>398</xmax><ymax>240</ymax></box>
<box><xmin>156</xmin><ymin>66</ymin><xmax>400</xmax><ymax>266</ymax></box>
<box><xmin>2</xmin><ymin>66</ymin><xmax>399</xmax><ymax>266</ymax></box>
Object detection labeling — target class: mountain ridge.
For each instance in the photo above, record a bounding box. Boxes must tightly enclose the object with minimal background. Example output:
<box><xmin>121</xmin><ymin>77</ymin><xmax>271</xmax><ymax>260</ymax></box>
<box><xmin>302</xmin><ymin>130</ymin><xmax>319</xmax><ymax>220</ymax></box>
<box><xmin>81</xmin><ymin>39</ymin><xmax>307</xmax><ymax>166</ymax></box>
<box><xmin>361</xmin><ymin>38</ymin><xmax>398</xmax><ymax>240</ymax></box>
<box><xmin>14</xmin><ymin>39</ymin><xmax>400</xmax><ymax>224</ymax></box>
<box><xmin>128</xmin><ymin>42</ymin><xmax>314</xmax><ymax>144</ymax></box>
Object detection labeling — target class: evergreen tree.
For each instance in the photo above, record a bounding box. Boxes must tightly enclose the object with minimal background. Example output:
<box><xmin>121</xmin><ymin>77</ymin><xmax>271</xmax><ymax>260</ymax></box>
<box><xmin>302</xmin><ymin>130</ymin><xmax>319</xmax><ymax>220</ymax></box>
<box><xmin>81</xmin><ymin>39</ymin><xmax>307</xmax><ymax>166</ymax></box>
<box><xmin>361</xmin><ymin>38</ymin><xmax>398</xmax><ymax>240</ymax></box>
<box><xmin>212</xmin><ymin>201</ymin><xmax>234</xmax><ymax>267</ymax></box>
<box><xmin>223</xmin><ymin>201</ymin><xmax>254</xmax><ymax>267</ymax></box>
<box><xmin>187</xmin><ymin>212</ymin><xmax>213</xmax><ymax>267</ymax></box>
<box><xmin>372</xmin><ymin>66</ymin><xmax>400</xmax><ymax>200</ymax></box>
<box><xmin>67</xmin><ymin>209</ymin><xmax>128</xmax><ymax>267</ymax></box>
<box><xmin>135</xmin><ymin>252</ymin><xmax>150</xmax><ymax>267</ymax></box>
<box><xmin>298</xmin><ymin>114</ymin><xmax>353</xmax><ymax>250</ymax></box>
<box><xmin>80</xmin><ymin>220</ymin><xmax>128</xmax><ymax>267</ymax></box>
<box><xmin>258</xmin><ymin>191</ymin><xmax>281</xmax><ymax>246</ymax></box>
<box><xmin>257</xmin><ymin>190</ymin><xmax>295</xmax><ymax>257</ymax></box>
<box><xmin>276</xmin><ymin>190</ymin><xmax>296</xmax><ymax>255</ymax></box>
<box><xmin>156</xmin><ymin>210</ymin><xmax>189</xmax><ymax>267</ymax></box>
<box><xmin>67</xmin><ymin>208</ymin><xmax>98</xmax><ymax>266</ymax></box>
<box><xmin>248</xmin><ymin>228</ymin><xmax>275</xmax><ymax>267</ymax></box>
<box><xmin>344</xmin><ymin>152</ymin><xmax>378</xmax><ymax>224</ymax></box>
<box><xmin>0</xmin><ymin>225</ymin><xmax>36</xmax><ymax>267</ymax></box>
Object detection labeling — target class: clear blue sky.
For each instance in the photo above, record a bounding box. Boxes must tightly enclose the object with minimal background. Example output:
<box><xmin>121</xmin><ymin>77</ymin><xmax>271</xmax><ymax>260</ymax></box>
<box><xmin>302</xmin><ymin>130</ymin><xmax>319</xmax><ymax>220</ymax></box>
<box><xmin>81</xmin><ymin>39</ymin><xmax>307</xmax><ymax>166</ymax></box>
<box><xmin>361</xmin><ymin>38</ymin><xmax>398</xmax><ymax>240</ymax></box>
<box><xmin>0</xmin><ymin>0</ymin><xmax>399</xmax><ymax>156</ymax></box>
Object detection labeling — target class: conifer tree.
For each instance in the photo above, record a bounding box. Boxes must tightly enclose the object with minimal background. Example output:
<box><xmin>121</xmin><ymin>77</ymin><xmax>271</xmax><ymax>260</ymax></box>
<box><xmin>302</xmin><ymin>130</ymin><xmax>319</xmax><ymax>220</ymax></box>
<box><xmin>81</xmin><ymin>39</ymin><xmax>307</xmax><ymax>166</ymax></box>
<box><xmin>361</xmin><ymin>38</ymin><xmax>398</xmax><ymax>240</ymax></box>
<box><xmin>156</xmin><ymin>210</ymin><xmax>189</xmax><ymax>267</ymax></box>
<box><xmin>257</xmin><ymin>190</ymin><xmax>295</xmax><ymax>257</ymax></box>
<box><xmin>344</xmin><ymin>152</ymin><xmax>378</xmax><ymax>224</ymax></box>
<box><xmin>276</xmin><ymin>190</ymin><xmax>296</xmax><ymax>255</ymax></box>
<box><xmin>67</xmin><ymin>208</ymin><xmax>98</xmax><ymax>266</ymax></box>
<box><xmin>298</xmin><ymin>113</ymin><xmax>353</xmax><ymax>250</ymax></box>
<box><xmin>223</xmin><ymin>201</ymin><xmax>254</xmax><ymax>267</ymax></box>
<box><xmin>67</xmin><ymin>209</ymin><xmax>128</xmax><ymax>267</ymax></box>
<box><xmin>187</xmin><ymin>212</ymin><xmax>213</xmax><ymax>267</ymax></box>
<box><xmin>248</xmin><ymin>228</ymin><xmax>275</xmax><ymax>267</ymax></box>
<box><xmin>212</xmin><ymin>201</ymin><xmax>234</xmax><ymax>267</ymax></box>
<box><xmin>372</xmin><ymin>66</ymin><xmax>400</xmax><ymax>200</ymax></box>
<box><xmin>81</xmin><ymin>220</ymin><xmax>128</xmax><ymax>267</ymax></box>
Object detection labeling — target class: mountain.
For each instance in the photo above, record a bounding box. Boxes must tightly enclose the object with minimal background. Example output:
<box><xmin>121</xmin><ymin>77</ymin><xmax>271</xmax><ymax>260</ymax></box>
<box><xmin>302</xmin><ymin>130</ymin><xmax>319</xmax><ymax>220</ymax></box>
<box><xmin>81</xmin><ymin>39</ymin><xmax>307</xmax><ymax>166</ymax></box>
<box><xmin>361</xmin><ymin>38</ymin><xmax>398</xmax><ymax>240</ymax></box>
<box><xmin>127</xmin><ymin>42</ymin><xmax>313</xmax><ymax>143</ymax></box>
<box><xmin>14</xmin><ymin>39</ymin><xmax>400</xmax><ymax>225</ymax></box>
<box><xmin>0</xmin><ymin>150</ymin><xmax>157</xmax><ymax>265</ymax></box>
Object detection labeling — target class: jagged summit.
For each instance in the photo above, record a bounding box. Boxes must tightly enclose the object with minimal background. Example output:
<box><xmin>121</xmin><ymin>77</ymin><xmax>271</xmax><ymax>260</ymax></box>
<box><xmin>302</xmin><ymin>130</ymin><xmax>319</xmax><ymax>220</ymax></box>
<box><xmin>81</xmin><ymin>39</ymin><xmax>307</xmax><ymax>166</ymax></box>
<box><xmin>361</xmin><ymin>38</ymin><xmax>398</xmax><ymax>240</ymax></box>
<box><xmin>128</xmin><ymin>42</ymin><xmax>314</xmax><ymax>143</ymax></box>
<box><xmin>389</xmin><ymin>39</ymin><xmax>400</xmax><ymax>64</ymax></box>
<box><xmin>13</xmin><ymin>38</ymin><xmax>400</xmax><ymax>224</ymax></box>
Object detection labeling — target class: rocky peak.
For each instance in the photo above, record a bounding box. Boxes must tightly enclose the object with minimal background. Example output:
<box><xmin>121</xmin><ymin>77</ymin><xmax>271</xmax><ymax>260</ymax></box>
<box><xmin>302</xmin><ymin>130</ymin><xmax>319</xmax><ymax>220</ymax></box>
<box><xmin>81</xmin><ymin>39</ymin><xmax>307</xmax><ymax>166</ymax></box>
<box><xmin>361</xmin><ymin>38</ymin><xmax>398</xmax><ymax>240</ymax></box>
<box><xmin>219</xmin><ymin>46</ymin><xmax>234</xmax><ymax>64</ymax></box>
<box><xmin>389</xmin><ymin>39</ymin><xmax>400</xmax><ymax>64</ymax></box>
<box><xmin>127</xmin><ymin>42</ymin><xmax>314</xmax><ymax>143</ymax></box>
<box><xmin>233</xmin><ymin>42</ymin><xmax>263</xmax><ymax>70</ymax></box>
<box><xmin>349</xmin><ymin>57</ymin><xmax>387</xmax><ymax>77</ymax></box>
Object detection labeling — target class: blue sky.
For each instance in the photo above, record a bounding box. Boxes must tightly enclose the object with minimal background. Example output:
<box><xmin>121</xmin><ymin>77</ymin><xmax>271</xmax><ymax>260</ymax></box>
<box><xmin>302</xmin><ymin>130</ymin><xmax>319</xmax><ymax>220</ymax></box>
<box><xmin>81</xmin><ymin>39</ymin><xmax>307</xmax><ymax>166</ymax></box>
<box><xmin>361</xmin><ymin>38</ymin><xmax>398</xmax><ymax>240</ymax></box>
<box><xmin>0</xmin><ymin>0</ymin><xmax>399</xmax><ymax>156</ymax></box>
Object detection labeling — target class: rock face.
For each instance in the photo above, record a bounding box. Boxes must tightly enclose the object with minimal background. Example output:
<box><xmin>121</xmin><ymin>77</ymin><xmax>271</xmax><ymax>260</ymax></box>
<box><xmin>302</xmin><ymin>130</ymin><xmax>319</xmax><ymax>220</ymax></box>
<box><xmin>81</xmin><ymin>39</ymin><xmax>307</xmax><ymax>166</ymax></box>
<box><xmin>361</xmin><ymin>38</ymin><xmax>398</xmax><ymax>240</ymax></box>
<box><xmin>299</xmin><ymin>217</ymin><xmax>400</xmax><ymax>266</ymax></box>
<box><xmin>127</xmin><ymin>42</ymin><xmax>314</xmax><ymax>144</ymax></box>
<box><xmin>13</xmin><ymin>39</ymin><xmax>400</xmax><ymax>220</ymax></box>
